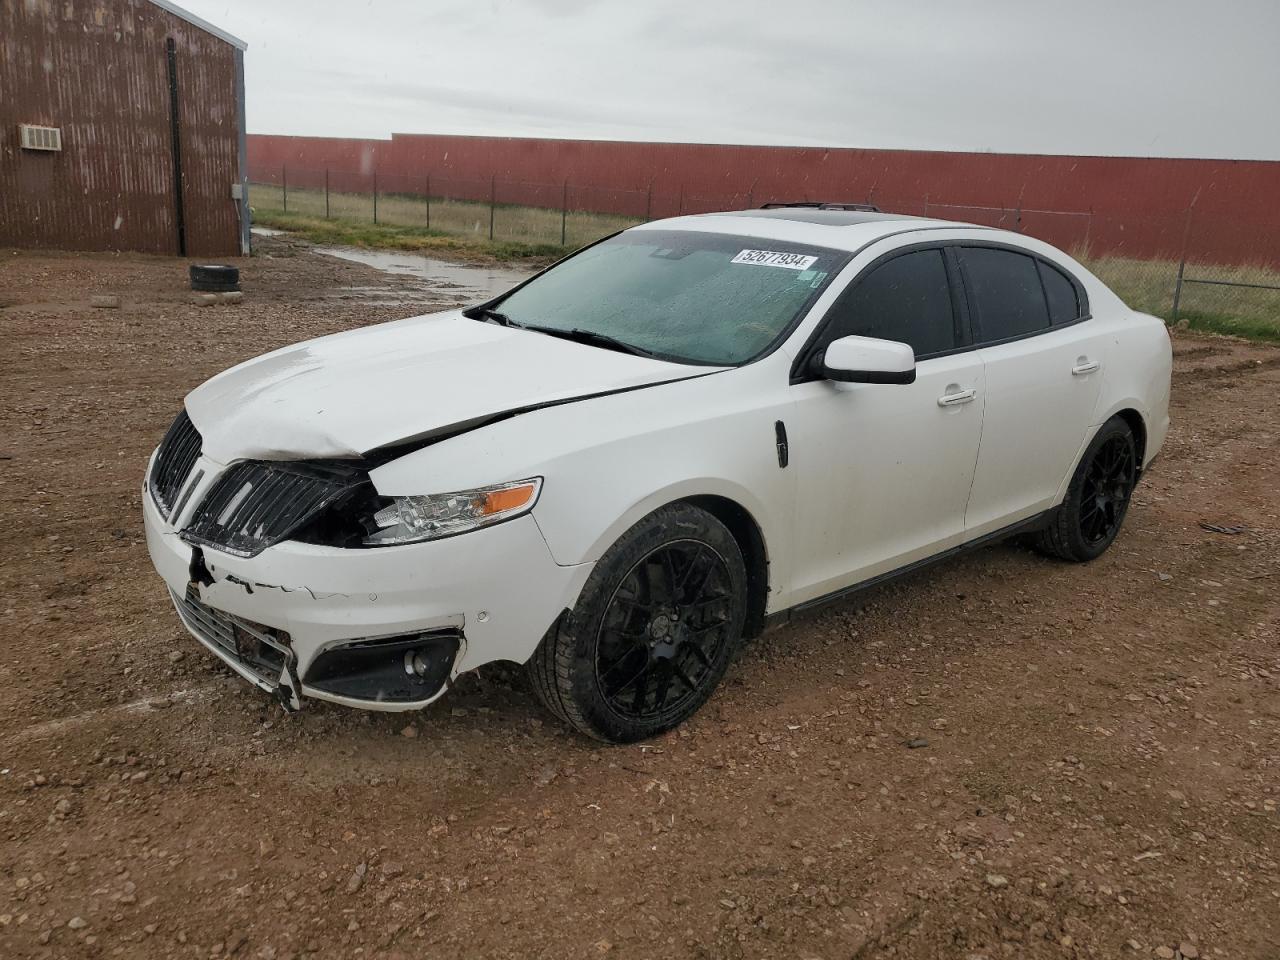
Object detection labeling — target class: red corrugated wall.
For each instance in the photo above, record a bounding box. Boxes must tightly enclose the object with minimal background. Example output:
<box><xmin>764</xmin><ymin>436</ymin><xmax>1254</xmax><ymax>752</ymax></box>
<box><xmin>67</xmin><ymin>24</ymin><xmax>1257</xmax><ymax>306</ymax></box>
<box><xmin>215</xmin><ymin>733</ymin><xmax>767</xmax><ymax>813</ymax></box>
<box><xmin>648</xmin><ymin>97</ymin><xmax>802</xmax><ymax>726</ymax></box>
<box><xmin>248</xmin><ymin>133</ymin><xmax>1280</xmax><ymax>264</ymax></box>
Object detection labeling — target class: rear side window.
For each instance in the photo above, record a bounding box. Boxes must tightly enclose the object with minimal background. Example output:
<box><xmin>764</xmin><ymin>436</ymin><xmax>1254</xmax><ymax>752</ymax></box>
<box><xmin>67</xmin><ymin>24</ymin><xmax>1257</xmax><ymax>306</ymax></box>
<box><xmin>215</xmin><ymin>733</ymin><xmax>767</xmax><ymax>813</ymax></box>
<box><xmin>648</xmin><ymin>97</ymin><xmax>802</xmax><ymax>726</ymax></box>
<box><xmin>822</xmin><ymin>249</ymin><xmax>957</xmax><ymax>358</ymax></box>
<box><xmin>961</xmin><ymin>247</ymin><xmax>1050</xmax><ymax>342</ymax></box>
<box><xmin>1039</xmin><ymin>261</ymin><xmax>1081</xmax><ymax>325</ymax></box>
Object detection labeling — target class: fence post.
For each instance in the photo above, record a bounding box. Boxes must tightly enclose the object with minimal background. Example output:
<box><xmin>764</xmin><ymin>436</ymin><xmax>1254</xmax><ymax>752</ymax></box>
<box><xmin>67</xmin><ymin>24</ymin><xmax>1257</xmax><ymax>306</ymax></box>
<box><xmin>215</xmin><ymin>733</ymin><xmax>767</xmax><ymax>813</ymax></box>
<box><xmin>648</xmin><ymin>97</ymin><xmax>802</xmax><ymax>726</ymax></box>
<box><xmin>373</xmin><ymin>171</ymin><xmax>378</xmax><ymax>225</ymax></box>
<box><xmin>325</xmin><ymin>169</ymin><xmax>330</xmax><ymax>219</ymax></box>
<box><xmin>425</xmin><ymin>173</ymin><xmax>431</xmax><ymax>231</ymax></box>
<box><xmin>677</xmin><ymin>184</ymin><xmax>684</xmax><ymax>216</ymax></box>
<box><xmin>1171</xmin><ymin>257</ymin><xmax>1186</xmax><ymax>323</ymax></box>
<box><xmin>645</xmin><ymin>181</ymin><xmax>653</xmax><ymax>221</ymax></box>
<box><xmin>282</xmin><ymin>164</ymin><xmax>288</xmax><ymax>213</ymax></box>
<box><xmin>489</xmin><ymin>175</ymin><xmax>496</xmax><ymax>241</ymax></box>
<box><xmin>561</xmin><ymin>180</ymin><xmax>568</xmax><ymax>246</ymax></box>
<box><xmin>1172</xmin><ymin>207</ymin><xmax>1195</xmax><ymax>321</ymax></box>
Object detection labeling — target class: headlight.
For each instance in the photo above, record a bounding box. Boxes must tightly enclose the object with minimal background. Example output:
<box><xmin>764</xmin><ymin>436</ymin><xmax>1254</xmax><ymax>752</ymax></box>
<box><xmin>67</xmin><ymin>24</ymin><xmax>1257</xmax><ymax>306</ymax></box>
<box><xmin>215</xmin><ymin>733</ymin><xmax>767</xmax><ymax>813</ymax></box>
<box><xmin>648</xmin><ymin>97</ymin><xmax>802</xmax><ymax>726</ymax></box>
<box><xmin>363</xmin><ymin>478</ymin><xmax>542</xmax><ymax>546</ymax></box>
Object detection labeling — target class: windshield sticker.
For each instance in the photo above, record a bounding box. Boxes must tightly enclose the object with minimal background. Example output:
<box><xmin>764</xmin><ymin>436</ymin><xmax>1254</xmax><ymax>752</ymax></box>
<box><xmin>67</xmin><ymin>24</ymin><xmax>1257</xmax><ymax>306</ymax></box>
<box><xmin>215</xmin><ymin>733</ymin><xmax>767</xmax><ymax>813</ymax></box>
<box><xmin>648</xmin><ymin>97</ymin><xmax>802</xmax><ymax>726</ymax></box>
<box><xmin>731</xmin><ymin>249</ymin><xmax>819</xmax><ymax>270</ymax></box>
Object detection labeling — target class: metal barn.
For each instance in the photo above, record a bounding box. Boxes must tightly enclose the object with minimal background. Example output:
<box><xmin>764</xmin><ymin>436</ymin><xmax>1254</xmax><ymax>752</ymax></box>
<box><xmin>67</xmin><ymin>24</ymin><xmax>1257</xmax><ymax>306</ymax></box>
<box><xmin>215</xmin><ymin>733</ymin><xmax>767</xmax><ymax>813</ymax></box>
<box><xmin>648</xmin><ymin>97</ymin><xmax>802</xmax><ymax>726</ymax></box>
<box><xmin>0</xmin><ymin>0</ymin><xmax>249</xmax><ymax>257</ymax></box>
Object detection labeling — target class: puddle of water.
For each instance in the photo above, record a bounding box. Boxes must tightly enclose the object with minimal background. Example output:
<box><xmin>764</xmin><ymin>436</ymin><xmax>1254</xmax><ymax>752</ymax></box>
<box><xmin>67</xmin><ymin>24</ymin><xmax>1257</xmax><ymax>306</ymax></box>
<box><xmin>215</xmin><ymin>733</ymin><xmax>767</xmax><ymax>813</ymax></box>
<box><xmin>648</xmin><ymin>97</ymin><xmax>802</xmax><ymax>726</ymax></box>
<box><xmin>251</xmin><ymin>226</ymin><xmax>286</xmax><ymax>236</ymax></box>
<box><xmin>316</xmin><ymin>246</ymin><xmax>532</xmax><ymax>301</ymax></box>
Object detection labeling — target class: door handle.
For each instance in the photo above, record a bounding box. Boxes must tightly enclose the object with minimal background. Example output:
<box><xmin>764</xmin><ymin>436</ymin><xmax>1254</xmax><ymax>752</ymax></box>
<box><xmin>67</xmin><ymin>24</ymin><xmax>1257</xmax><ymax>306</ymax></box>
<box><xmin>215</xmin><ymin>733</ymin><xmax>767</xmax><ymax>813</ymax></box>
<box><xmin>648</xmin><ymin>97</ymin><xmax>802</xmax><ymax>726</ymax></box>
<box><xmin>1072</xmin><ymin>359</ymin><xmax>1100</xmax><ymax>376</ymax></box>
<box><xmin>937</xmin><ymin>388</ymin><xmax>977</xmax><ymax>407</ymax></box>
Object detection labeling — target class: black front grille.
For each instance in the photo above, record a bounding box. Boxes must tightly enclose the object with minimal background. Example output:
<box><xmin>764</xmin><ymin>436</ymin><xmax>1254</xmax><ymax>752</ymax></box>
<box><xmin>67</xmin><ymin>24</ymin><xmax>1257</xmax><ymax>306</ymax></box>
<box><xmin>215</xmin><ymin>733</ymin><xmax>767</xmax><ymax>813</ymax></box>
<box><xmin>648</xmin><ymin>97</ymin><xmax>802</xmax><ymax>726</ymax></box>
<box><xmin>150</xmin><ymin>409</ymin><xmax>203</xmax><ymax>515</ymax></box>
<box><xmin>182</xmin><ymin>461</ymin><xmax>363</xmax><ymax>558</ymax></box>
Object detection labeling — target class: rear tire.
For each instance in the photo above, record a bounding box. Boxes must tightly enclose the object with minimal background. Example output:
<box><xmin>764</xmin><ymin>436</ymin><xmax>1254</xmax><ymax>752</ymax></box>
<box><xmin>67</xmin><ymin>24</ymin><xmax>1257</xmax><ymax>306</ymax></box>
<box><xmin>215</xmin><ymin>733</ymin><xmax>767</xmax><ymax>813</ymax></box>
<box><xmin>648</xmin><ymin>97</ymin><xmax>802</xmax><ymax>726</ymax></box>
<box><xmin>1036</xmin><ymin>417</ymin><xmax>1138</xmax><ymax>562</ymax></box>
<box><xmin>526</xmin><ymin>503</ymin><xmax>747</xmax><ymax>743</ymax></box>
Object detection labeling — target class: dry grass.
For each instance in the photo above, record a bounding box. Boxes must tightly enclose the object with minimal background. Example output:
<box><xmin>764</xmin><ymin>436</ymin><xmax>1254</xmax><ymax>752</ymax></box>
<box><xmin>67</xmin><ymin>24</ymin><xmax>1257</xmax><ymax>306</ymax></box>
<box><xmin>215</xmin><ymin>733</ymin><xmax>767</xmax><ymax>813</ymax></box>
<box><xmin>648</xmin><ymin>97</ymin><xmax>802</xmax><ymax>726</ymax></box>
<box><xmin>250</xmin><ymin>182</ymin><xmax>639</xmax><ymax>249</ymax></box>
<box><xmin>249</xmin><ymin>211</ymin><xmax>567</xmax><ymax>265</ymax></box>
<box><xmin>1081</xmin><ymin>253</ymin><xmax>1280</xmax><ymax>341</ymax></box>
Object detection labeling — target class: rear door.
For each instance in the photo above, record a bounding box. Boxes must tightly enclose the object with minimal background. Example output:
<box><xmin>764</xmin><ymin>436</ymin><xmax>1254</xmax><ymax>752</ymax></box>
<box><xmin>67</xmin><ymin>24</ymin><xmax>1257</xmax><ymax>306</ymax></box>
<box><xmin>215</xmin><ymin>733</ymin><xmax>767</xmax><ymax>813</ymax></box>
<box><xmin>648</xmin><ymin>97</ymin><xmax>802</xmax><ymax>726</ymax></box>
<box><xmin>785</xmin><ymin>245</ymin><xmax>986</xmax><ymax>604</ymax></box>
<box><xmin>958</xmin><ymin>245</ymin><xmax>1107</xmax><ymax>537</ymax></box>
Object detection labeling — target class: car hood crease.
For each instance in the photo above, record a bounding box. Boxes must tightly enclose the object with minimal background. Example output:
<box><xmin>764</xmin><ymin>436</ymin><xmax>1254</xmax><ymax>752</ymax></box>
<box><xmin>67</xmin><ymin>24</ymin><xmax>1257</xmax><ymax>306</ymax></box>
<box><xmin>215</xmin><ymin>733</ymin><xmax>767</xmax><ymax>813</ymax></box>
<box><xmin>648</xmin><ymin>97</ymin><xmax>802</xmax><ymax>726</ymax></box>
<box><xmin>184</xmin><ymin>311</ymin><xmax>716</xmax><ymax>463</ymax></box>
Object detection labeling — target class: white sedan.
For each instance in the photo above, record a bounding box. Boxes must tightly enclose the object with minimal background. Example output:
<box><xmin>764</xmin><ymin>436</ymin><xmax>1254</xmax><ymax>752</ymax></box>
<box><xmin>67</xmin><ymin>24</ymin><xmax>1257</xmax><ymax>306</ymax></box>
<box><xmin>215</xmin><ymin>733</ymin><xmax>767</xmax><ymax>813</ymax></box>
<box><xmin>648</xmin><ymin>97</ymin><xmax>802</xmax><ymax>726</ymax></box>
<box><xmin>143</xmin><ymin>205</ymin><xmax>1172</xmax><ymax>742</ymax></box>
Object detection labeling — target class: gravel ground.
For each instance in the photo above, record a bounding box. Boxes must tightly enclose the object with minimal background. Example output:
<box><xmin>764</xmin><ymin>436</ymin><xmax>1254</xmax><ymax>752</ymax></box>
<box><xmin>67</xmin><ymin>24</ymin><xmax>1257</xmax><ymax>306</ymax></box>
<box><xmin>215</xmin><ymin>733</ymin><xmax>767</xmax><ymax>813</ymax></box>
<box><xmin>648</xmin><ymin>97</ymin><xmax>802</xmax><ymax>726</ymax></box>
<box><xmin>1</xmin><ymin>239</ymin><xmax>1277</xmax><ymax>960</ymax></box>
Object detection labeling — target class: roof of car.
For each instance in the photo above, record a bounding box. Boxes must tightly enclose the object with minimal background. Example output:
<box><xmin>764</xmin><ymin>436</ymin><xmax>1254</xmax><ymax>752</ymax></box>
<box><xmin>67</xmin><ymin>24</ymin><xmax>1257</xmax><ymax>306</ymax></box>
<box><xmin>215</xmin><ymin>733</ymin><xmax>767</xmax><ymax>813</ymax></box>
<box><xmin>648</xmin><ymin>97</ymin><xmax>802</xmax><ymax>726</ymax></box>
<box><xmin>633</xmin><ymin>207</ymin><xmax>994</xmax><ymax>253</ymax></box>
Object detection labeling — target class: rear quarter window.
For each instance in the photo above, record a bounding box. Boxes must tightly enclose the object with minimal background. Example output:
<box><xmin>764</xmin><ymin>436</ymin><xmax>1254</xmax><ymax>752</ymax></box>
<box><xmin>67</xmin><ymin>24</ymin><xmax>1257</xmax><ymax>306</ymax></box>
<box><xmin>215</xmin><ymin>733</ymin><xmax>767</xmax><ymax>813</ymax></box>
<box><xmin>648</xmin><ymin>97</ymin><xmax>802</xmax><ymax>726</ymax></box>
<box><xmin>1039</xmin><ymin>260</ymin><xmax>1083</xmax><ymax>325</ymax></box>
<box><xmin>961</xmin><ymin>247</ymin><xmax>1051</xmax><ymax>343</ymax></box>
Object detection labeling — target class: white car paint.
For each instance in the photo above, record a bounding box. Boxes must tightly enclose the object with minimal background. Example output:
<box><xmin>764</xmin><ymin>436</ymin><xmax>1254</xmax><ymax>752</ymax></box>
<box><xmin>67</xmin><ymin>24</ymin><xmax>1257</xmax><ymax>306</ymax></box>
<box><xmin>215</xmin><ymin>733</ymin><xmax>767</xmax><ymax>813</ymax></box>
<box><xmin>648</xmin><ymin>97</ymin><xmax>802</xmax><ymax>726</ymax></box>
<box><xmin>187</xmin><ymin>312</ymin><xmax>711</xmax><ymax>462</ymax></box>
<box><xmin>787</xmin><ymin>346</ymin><xmax>988</xmax><ymax>603</ymax></box>
<box><xmin>143</xmin><ymin>210</ymin><xmax>1172</xmax><ymax>713</ymax></box>
<box><xmin>143</xmin><ymin>484</ymin><xmax>594</xmax><ymax>710</ymax></box>
<box><xmin>820</xmin><ymin>335</ymin><xmax>915</xmax><ymax>379</ymax></box>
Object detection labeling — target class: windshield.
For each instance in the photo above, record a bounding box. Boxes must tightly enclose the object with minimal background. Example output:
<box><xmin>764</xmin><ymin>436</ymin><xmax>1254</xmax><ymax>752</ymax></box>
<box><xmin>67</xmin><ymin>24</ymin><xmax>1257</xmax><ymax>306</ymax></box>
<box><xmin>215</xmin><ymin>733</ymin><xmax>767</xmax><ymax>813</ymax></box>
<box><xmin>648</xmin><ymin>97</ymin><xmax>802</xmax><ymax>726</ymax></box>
<box><xmin>486</xmin><ymin>229</ymin><xmax>849</xmax><ymax>365</ymax></box>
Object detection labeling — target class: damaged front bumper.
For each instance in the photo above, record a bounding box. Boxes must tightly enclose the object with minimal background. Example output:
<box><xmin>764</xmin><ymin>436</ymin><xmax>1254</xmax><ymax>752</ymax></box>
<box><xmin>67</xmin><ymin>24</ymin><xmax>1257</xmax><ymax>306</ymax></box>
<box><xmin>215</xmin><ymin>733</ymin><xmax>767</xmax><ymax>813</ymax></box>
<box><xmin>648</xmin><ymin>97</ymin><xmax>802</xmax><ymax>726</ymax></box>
<box><xmin>143</xmin><ymin>483</ymin><xmax>592</xmax><ymax>712</ymax></box>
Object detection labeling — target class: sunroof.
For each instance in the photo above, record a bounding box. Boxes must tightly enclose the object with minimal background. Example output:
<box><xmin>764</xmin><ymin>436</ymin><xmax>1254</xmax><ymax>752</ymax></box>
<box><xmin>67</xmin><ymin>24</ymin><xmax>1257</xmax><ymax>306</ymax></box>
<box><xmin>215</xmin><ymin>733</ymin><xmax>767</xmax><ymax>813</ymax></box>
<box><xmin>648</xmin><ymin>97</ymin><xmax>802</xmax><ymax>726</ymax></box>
<box><xmin>718</xmin><ymin>208</ymin><xmax>921</xmax><ymax>226</ymax></box>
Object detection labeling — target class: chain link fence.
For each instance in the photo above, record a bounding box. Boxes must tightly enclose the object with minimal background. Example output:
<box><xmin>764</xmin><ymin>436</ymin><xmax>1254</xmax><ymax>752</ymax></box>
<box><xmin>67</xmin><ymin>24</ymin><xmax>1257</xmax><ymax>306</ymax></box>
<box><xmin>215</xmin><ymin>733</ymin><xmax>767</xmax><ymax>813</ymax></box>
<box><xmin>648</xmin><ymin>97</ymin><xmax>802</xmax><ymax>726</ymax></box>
<box><xmin>248</xmin><ymin>167</ymin><xmax>1279</xmax><ymax>336</ymax></box>
<box><xmin>250</xmin><ymin>168</ymin><xmax>646</xmax><ymax>249</ymax></box>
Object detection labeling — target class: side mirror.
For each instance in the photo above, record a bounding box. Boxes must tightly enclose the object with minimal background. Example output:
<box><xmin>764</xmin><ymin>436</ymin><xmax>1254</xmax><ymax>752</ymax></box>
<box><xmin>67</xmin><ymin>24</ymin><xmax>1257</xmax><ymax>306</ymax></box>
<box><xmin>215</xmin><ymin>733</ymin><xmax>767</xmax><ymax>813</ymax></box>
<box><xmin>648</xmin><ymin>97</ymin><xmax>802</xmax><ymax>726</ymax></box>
<box><xmin>814</xmin><ymin>335</ymin><xmax>916</xmax><ymax>384</ymax></box>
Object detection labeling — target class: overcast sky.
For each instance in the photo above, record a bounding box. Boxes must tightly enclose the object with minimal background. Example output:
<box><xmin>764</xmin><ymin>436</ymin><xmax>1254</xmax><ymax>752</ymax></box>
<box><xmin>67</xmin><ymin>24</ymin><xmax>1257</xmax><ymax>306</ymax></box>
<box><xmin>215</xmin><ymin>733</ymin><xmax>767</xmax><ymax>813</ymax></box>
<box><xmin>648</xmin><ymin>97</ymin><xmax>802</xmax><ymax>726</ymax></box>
<box><xmin>181</xmin><ymin>0</ymin><xmax>1280</xmax><ymax>159</ymax></box>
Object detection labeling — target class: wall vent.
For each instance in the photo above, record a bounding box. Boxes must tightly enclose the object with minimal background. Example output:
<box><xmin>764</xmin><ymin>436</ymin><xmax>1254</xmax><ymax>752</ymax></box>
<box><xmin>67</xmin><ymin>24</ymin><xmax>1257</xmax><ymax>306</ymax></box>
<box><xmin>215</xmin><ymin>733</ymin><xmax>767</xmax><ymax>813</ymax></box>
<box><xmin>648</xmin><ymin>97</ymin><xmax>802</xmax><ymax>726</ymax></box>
<box><xmin>19</xmin><ymin>124</ymin><xmax>62</xmax><ymax>151</ymax></box>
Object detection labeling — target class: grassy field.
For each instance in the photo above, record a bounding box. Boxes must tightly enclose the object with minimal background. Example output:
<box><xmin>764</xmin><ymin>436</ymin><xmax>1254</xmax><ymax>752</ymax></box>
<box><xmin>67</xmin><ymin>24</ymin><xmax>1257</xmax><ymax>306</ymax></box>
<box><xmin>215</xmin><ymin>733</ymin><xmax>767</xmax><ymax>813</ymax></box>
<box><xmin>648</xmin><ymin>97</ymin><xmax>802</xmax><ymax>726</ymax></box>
<box><xmin>1084</xmin><ymin>253</ymin><xmax>1280</xmax><ymax>342</ymax></box>
<box><xmin>250</xmin><ymin>182</ymin><xmax>638</xmax><ymax>250</ymax></box>
<box><xmin>249</xmin><ymin>183</ymin><xmax>1280</xmax><ymax>342</ymax></box>
<box><xmin>251</xmin><ymin>210</ymin><xmax>570</xmax><ymax>264</ymax></box>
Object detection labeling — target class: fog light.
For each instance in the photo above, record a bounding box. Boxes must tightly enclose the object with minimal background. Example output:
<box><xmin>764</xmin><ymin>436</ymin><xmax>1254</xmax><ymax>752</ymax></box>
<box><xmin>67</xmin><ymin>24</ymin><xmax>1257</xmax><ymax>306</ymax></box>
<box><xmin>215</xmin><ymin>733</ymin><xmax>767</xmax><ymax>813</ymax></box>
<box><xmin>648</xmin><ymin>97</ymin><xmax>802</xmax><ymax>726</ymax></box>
<box><xmin>304</xmin><ymin>631</ymin><xmax>460</xmax><ymax>703</ymax></box>
<box><xmin>404</xmin><ymin>649</ymin><xmax>435</xmax><ymax>677</ymax></box>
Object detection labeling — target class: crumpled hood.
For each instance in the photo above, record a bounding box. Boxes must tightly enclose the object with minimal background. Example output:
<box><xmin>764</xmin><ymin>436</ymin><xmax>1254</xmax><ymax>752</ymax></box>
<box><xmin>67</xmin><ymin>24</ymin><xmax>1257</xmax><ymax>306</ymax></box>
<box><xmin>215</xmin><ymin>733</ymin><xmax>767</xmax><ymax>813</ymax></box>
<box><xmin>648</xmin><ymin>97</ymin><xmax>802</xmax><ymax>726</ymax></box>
<box><xmin>186</xmin><ymin>310</ymin><xmax>709</xmax><ymax>462</ymax></box>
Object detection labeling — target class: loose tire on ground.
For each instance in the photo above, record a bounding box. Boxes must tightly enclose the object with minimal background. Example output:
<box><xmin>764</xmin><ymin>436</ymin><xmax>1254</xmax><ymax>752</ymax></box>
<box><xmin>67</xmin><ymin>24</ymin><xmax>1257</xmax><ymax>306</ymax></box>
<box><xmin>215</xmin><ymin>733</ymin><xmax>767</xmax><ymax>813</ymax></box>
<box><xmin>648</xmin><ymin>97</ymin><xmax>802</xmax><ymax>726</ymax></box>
<box><xmin>189</xmin><ymin>264</ymin><xmax>240</xmax><ymax>293</ymax></box>
<box><xmin>1036</xmin><ymin>416</ymin><xmax>1138</xmax><ymax>563</ymax></box>
<box><xmin>527</xmin><ymin>502</ymin><xmax>748</xmax><ymax>743</ymax></box>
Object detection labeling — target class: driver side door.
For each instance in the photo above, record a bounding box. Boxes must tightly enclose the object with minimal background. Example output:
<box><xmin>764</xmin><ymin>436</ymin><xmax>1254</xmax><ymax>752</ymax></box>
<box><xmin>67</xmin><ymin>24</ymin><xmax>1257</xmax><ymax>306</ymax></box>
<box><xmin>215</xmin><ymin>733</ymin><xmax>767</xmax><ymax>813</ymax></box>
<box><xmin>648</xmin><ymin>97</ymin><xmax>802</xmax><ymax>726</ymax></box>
<box><xmin>784</xmin><ymin>245</ymin><xmax>987</xmax><ymax>606</ymax></box>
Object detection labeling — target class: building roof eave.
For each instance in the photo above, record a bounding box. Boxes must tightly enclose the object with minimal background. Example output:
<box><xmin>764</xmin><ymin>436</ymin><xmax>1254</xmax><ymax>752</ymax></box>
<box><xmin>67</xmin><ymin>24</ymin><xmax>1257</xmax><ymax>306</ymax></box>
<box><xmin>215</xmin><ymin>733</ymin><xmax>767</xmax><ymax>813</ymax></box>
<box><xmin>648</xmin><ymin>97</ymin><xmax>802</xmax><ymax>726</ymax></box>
<box><xmin>147</xmin><ymin>0</ymin><xmax>248</xmax><ymax>50</ymax></box>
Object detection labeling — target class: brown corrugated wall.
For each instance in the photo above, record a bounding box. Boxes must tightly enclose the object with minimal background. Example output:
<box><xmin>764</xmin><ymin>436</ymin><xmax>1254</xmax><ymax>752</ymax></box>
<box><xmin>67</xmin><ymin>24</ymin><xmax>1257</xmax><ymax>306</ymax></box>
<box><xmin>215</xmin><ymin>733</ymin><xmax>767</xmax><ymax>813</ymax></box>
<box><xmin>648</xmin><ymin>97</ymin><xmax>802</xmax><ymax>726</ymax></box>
<box><xmin>0</xmin><ymin>0</ymin><xmax>242</xmax><ymax>256</ymax></box>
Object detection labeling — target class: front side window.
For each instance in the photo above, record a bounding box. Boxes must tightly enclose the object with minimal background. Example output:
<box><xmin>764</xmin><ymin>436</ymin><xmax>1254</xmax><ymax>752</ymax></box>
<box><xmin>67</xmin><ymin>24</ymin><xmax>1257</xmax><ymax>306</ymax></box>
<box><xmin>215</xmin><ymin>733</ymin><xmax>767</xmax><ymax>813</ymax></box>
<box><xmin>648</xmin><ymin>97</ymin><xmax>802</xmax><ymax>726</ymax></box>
<box><xmin>820</xmin><ymin>248</ymin><xmax>958</xmax><ymax>358</ymax></box>
<box><xmin>490</xmin><ymin>230</ymin><xmax>847</xmax><ymax>365</ymax></box>
<box><xmin>961</xmin><ymin>247</ymin><xmax>1051</xmax><ymax>342</ymax></box>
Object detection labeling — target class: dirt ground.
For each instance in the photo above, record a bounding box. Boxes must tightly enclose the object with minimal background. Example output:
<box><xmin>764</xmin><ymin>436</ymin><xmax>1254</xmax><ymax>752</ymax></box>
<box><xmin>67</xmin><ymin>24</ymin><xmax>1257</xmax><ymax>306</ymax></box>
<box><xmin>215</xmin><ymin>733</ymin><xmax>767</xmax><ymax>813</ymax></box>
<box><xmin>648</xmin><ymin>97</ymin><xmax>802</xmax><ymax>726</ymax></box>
<box><xmin>1</xmin><ymin>238</ymin><xmax>1277</xmax><ymax>960</ymax></box>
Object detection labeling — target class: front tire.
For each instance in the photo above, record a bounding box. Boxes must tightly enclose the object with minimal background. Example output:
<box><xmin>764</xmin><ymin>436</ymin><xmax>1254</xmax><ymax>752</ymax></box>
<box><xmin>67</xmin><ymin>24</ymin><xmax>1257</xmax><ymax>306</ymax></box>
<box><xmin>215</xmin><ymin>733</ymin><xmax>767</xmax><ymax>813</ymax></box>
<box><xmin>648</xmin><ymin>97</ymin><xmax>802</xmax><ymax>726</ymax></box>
<box><xmin>526</xmin><ymin>503</ymin><xmax>748</xmax><ymax>743</ymax></box>
<box><xmin>1036</xmin><ymin>417</ymin><xmax>1138</xmax><ymax>562</ymax></box>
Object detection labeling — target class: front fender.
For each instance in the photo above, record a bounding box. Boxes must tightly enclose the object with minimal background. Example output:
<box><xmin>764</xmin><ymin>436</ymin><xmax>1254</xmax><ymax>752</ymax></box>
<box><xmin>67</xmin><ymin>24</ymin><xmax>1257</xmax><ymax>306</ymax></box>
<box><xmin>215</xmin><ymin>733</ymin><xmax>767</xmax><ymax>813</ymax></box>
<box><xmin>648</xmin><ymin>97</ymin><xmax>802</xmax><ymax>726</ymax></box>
<box><xmin>369</xmin><ymin>358</ymin><xmax>798</xmax><ymax>604</ymax></box>
<box><xmin>542</xmin><ymin>477</ymin><xmax>775</xmax><ymax>570</ymax></box>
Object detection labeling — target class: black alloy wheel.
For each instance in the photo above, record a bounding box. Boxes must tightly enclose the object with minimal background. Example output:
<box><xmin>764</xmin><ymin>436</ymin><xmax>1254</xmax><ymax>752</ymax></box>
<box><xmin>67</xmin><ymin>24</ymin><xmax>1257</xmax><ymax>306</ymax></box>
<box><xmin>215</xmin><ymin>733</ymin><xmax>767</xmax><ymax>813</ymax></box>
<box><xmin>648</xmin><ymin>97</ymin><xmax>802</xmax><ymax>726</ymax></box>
<box><xmin>1036</xmin><ymin>416</ymin><xmax>1139</xmax><ymax>562</ymax></box>
<box><xmin>595</xmin><ymin>540</ymin><xmax>734</xmax><ymax>721</ymax></box>
<box><xmin>526</xmin><ymin>503</ymin><xmax>747</xmax><ymax>743</ymax></box>
<box><xmin>1079</xmin><ymin>434</ymin><xmax>1137</xmax><ymax>546</ymax></box>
